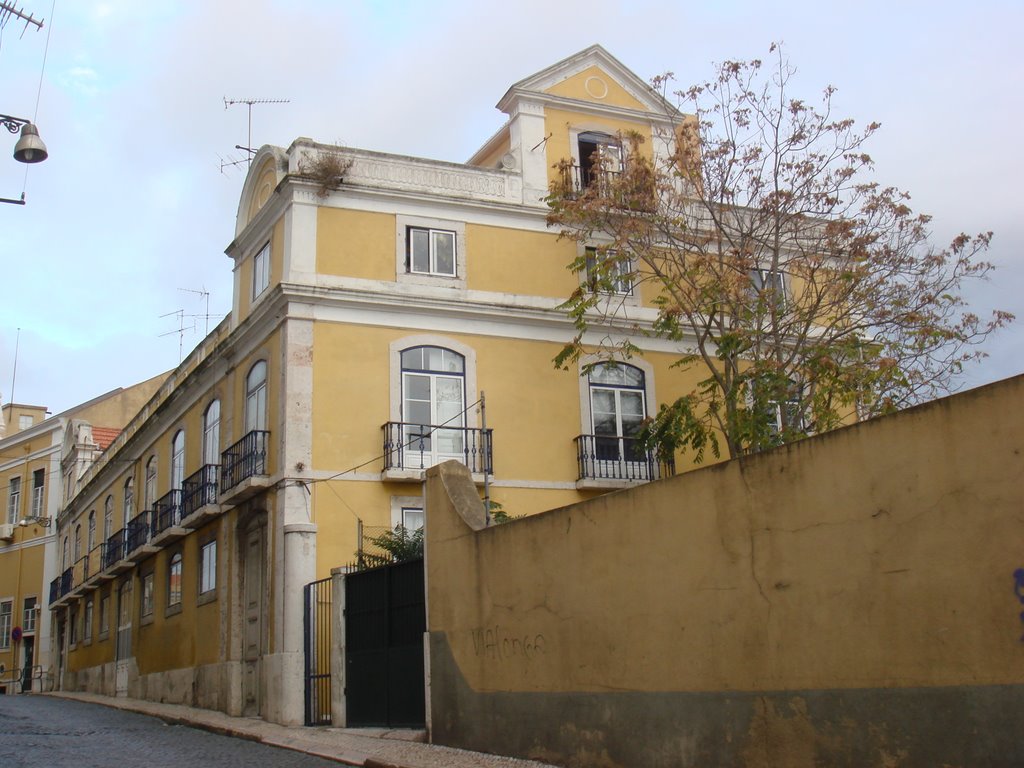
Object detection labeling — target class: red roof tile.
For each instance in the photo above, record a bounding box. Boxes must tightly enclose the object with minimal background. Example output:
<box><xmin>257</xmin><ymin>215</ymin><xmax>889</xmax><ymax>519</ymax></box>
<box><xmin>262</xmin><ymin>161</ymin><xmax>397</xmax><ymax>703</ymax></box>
<box><xmin>91</xmin><ymin>426</ymin><xmax>122</xmax><ymax>451</ymax></box>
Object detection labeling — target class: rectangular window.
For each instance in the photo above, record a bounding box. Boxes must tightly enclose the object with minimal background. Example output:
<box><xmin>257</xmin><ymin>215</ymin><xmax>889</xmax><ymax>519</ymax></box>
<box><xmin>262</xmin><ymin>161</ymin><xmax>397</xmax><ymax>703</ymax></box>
<box><xmin>749</xmin><ymin>268</ymin><xmax>787</xmax><ymax>308</ymax></box>
<box><xmin>18</xmin><ymin>414</ymin><xmax>32</xmax><ymax>430</ymax></box>
<box><xmin>0</xmin><ymin>601</ymin><xmax>11</xmax><ymax>650</ymax></box>
<box><xmin>586</xmin><ymin>247</ymin><xmax>633</xmax><ymax>295</ymax></box>
<box><xmin>200</xmin><ymin>540</ymin><xmax>217</xmax><ymax>594</ymax></box>
<box><xmin>7</xmin><ymin>477</ymin><xmax>21</xmax><ymax>524</ymax></box>
<box><xmin>84</xmin><ymin>599</ymin><xmax>94</xmax><ymax>642</ymax></box>
<box><xmin>31</xmin><ymin>469</ymin><xmax>44</xmax><ymax>518</ymax></box>
<box><xmin>407</xmin><ymin>227</ymin><xmax>456</xmax><ymax>276</ymax></box>
<box><xmin>99</xmin><ymin>595</ymin><xmax>110</xmax><ymax>635</ymax></box>
<box><xmin>400</xmin><ymin>507</ymin><xmax>424</xmax><ymax>531</ymax></box>
<box><xmin>168</xmin><ymin>554</ymin><xmax>182</xmax><ymax>607</ymax></box>
<box><xmin>141</xmin><ymin>572</ymin><xmax>154</xmax><ymax>617</ymax></box>
<box><xmin>252</xmin><ymin>241</ymin><xmax>270</xmax><ymax>299</ymax></box>
<box><xmin>23</xmin><ymin>597</ymin><xmax>36</xmax><ymax>633</ymax></box>
<box><xmin>69</xmin><ymin>608</ymin><xmax>78</xmax><ymax>645</ymax></box>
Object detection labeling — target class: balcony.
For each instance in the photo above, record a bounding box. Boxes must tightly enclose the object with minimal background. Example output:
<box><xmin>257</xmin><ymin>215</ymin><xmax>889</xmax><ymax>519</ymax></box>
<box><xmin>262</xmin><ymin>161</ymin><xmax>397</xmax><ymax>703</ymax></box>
<box><xmin>151</xmin><ymin>489</ymin><xmax>189</xmax><ymax>546</ymax></box>
<box><xmin>125</xmin><ymin>511</ymin><xmax>158</xmax><ymax>561</ymax></box>
<box><xmin>574</xmin><ymin>434</ymin><xmax>674</xmax><ymax>489</ymax></box>
<box><xmin>48</xmin><ymin>566</ymin><xmax>73</xmax><ymax>607</ymax></box>
<box><xmin>219</xmin><ymin>431</ymin><xmax>270</xmax><ymax>505</ymax></box>
<box><xmin>181</xmin><ymin>464</ymin><xmax>221</xmax><ymax>527</ymax></box>
<box><xmin>381</xmin><ymin>422</ymin><xmax>493</xmax><ymax>482</ymax></box>
<box><xmin>103</xmin><ymin>528</ymin><xmax>132</xmax><ymax>574</ymax></box>
<box><xmin>81</xmin><ymin>543</ymin><xmax>110</xmax><ymax>588</ymax></box>
<box><xmin>66</xmin><ymin>556</ymin><xmax>91</xmax><ymax>599</ymax></box>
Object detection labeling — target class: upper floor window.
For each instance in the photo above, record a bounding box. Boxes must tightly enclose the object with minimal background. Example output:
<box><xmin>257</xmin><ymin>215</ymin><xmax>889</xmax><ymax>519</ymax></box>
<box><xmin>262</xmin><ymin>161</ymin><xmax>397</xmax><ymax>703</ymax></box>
<box><xmin>203</xmin><ymin>400</ymin><xmax>221</xmax><ymax>466</ymax></box>
<box><xmin>6</xmin><ymin>476</ymin><xmax>20</xmax><ymax>524</ymax></box>
<box><xmin>407</xmin><ymin>227</ymin><xmax>456</xmax><ymax>277</ymax></box>
<box><xmin>31</xmin><ymin>468</ymin><xmax>44</xmax><ymax>518</ymax></box>
<box><xmin>18</xmin><ymin>414</ymin><xmax>32</xmax><ymax>430</ymax></box>
<box><xmin>576</xmin><ymin>131</ymin><xmax>622</xmax><ymax>191</ymax></box>
<box><xmin>123</xmin><ymin>477</ymin><xmax>134</xmax><ymax>527</ymax></box>
<box><xmin>74</xmin><ymin>524</ymin><xmax>82</xmax><ymax>561</ymax></box>
<box><xmin>171</xmin><ymin>430</ymin><xmax>185</xmax><ymax>491</ymax></box>
<box><xmin>588</xmin><ymin>363</ymin><xmax>647</xmax><ymax>463</ymax></box>
<box><xmin>22</xmin><ymin>596</ymin><xmax>36</xmax><ymax>634</ymax></box>
<box><xmin>748</xmin><ymin>268</ymin><xmax>787</xmax><ymax>309</ymax></box>
<box><xmin>144</xmin><ymin>457</ymin><xmax>157</xmax><ymax>510</ymax></box>
<box><xmin>103</xmin><ymin>496</ymin><xmax>114</xmax><ymax>541</ymax></box>
<box><xmin>62</xmin><ymin>536</ymin><xmax>68</xmax><ymax>570</ymax></box>
<box><xmin>87</xmin><ymin>511</ymin><xmax>96</xmax><ymax>551</ymax></box>
<box><xmin>400</xmin><ymin>346</ymin><xmax>466</xmax><ymax>465</ymax></box>
<box><xmin>586</xmin><ymin>247</ymin><xmax>633</xmax><ymax>295</ymax></box>
<box><xmin>252</xmin><ymin>242</ymin><xmax>270</xmax><ymax>300</ymax></box>
<box><xmin>200</xmin><ymin>539</ymin><xmax>217</xmax><ymax>595</ymax></box>
<box><xmin>245</xmin><ymin>361</ymin><xmax>268</xmax><ymax>432</ymax></box>
<box><xmin>0</xmin><ymin>601</ymin><xmax>11</xmax><ymax>650</ymax></box>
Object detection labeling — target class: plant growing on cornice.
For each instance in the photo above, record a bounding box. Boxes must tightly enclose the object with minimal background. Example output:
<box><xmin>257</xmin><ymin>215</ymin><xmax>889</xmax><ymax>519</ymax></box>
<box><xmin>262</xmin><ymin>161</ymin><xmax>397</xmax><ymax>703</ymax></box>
<box><xmin>299</xmin><ymin>145</ymin><xmax>353</xmax><ymax>198</ymax></box>
<box><xmin>548</xmin><ymin>44</ymin><xmax>1012</xmax><ymax>461</ymax></box>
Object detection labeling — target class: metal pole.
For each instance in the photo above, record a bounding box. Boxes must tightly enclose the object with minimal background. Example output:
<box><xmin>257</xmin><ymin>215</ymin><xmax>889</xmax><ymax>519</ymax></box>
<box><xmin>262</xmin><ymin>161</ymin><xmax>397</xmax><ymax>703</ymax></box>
<box><xmin>481</xmin><ymin>391</ymin><xmax>490</xmax><ymax>524</ymax></box>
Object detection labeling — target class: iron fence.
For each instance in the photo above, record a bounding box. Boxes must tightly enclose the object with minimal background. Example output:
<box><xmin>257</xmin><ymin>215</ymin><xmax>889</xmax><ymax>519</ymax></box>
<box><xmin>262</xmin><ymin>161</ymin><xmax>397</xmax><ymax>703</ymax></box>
<box><xmin>220</xmin><ymin>430</ymin><xmax>269</xmax><ymax>492</ymax></box>
<box><xmin>182</xmin><ymin>464</ymin><xmax>219</xmax><ymax>517</ymax></box>
<box><xmin>575</xmin><ymin>433</ymin><xmax>675</xmax><ymax>482</ymax></box>
<box><xmin>381</xmin><ymin>421</ymin><xmax>492</xmax><ymax>475</ymax></box>
<box><xmin>152</xmin><ymin>489</ymin><xmax>183</xmax><ymax>536</ymax></box>
<box><xmin>303</xmin><ymin>576</ymin><xmax>333</xmax><ymax>726</ymax></box>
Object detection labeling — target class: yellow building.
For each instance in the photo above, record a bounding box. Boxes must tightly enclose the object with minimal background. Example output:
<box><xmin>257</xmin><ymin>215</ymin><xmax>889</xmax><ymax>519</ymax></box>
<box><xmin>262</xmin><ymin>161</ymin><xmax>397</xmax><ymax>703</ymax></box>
<box><xmin>0</xmin><ymin>378</ymin><xmax>166</xmax><ymax>694</ymax></box>
<box><xmin>50</xmin><ymin>46</ymin><xmax>710</xmax><ymax>724</ymax></box>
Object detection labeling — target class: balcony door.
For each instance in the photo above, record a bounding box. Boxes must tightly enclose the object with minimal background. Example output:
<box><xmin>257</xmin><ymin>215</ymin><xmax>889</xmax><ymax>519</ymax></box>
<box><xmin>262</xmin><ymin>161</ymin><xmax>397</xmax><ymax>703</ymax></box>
<box><xmin>589</xmin><ymin>363</ymin><xmax>647</xmax><ymax>476</ymax></box>
<box><xmin>400</xmin><ymin>346</ymin><xmax>465</xmax><ymax>469</ymax></box>
<box><xmin>115</xmin><ymin>579</ymin><xmax>132</xmax><ymax>696</ymax></box>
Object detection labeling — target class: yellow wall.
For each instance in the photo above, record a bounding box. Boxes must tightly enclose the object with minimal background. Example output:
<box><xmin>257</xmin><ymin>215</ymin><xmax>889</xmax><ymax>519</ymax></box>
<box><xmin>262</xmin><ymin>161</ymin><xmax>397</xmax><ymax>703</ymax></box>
<box><xmin>545</xmin><ymin>65</ymin><xmax>648</xmax><ymax>111</ymax></box>
<box><xmin>317</xmin><ymin>208</ymin><xmax>394</xmax><ymax>281</ymax></box>
<box><xmin>544</xmin><ymin>107</ymin><xmax>654</xmax><ymax>188</ymax></box>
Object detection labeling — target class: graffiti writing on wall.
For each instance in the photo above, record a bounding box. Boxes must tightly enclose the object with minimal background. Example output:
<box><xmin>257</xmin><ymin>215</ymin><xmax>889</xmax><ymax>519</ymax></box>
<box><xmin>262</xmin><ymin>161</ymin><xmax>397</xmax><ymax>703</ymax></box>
<box><xmin>471</xmin><ymin>625</ymin><xmax>546</xmax><ymax>662</ymax></box>
<box><xmin>1014</xmin><ymin>569</ymin><xmax>1024</xmax><ymax>642</ymax></box>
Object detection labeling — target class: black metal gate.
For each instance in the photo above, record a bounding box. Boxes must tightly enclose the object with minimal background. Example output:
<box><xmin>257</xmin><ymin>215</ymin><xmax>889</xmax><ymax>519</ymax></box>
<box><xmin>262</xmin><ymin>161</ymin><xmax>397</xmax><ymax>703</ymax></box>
<box><xmin>345</xmin><ymin>557</ymin><xmax>425</xmax><ymax>727</ymax></box>
<box><xmin>303</xmin><ymin>576</ymin><xmax>333</xmax><ymax>726</ymax></box>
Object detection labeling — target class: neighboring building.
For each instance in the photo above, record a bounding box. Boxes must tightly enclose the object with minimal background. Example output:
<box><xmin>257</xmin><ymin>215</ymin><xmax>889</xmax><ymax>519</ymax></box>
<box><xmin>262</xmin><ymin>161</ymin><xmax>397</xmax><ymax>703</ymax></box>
<box><xmin>49</xmin><ymin>45</ymin><xmax>714</xmax><ymax>725</ymax></box>
<box><xmin>0</xmin><ymin>377</ymin><xmax>167</xmax><ymax>693</ymax></box>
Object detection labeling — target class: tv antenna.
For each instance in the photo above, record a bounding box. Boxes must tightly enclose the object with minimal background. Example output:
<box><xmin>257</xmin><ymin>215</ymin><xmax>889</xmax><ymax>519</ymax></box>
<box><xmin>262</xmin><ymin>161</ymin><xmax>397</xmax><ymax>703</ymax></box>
<box><xmin>0</xmin><ymin>2</ymin><xmax>44</xmax><ymax>36</ymax></box>
<box><xmin>223</xmin><ymin>97</ymin><xmax>289</xmax><ymax>171</ymax></box>
<box><xmin>179</xmin><ymin>286</ymin><xmax>213</xmax><ymax>336</ymax></box>
<box><xmin>159</xmin><ymin>309</ymin><xmax>193</xmax><ymax>363</ymax></box>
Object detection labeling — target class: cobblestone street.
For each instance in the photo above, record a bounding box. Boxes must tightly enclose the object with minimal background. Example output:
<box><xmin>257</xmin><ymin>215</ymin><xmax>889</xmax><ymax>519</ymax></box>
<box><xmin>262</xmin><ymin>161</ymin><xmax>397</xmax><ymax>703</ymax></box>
<box><xmin>0</xmin><ymin>695</ymin><xmax>341</xmax><ymax>768</ymax></box>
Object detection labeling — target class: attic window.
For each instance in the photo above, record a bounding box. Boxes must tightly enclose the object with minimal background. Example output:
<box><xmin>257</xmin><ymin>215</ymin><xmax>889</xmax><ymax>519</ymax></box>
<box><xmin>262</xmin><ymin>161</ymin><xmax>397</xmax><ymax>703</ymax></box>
<box><xmin>576</xmin><ymin>131</ymin><xmax>622</xmax><ymax>191</ymax></box>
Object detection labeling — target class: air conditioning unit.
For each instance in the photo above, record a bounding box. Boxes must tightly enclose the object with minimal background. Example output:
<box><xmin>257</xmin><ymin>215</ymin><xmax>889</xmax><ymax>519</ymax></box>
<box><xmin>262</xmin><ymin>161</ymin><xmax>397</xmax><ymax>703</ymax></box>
<box><xmin>0</xmin><ymin>524</ymin><xmax>14</xmax><ymax>542</ymax></box>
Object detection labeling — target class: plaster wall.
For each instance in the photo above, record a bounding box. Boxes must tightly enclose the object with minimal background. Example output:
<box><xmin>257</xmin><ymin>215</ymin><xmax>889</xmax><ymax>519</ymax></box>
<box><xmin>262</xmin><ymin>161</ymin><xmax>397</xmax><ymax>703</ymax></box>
<box><xmin>425</xmin><ymin>374</ymin><xmax>1024</xmax><ymax>767</ymax></box>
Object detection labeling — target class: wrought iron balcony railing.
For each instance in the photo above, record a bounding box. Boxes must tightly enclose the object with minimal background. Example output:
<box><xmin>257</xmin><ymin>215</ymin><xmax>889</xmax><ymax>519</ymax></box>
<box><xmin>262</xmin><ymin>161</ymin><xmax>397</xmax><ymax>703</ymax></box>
<box><xmin>48</xmin><ymin>576</ymin><xmax>59</xmax><ymax>605</ymax></box>
<box><xmin>220</xmin><ymin>430</ymin><xmax>269</xmax><ymax>493</ymax></box>
<box><xmin>151</xmin><ymin>489</ymin><xmax>183</xmax><ymax>537</ymax></box>
<box><xmin>382</xmin><ymin>422</ymin><xmax>493</xmax><ymax>475</ymax></box>
<box><xmin>182</xmin><ymin>464</ymin><xmax>219</xmax><ymax>517</ymax></box>
<box><xmin>575</xmin><ymin>434</ymin><xmax>674</xmax><ymax>483</ymax></box>
<box><xmin>103</xmin><ymin>528</ymin><xmax>126</xmax><ymax>569</ymax></box>
<box><xmin>125</xmin><ymin>511</ymin><xmax>150</xmax><ymax>553</ymax></box>
<box><xmin>49</xmin><ymin>566</ymin><xmax>73</xmax><ymax>605</ymax></box>
<box><xmin>84</xmin><ymin>543</ymin><xmax>106</xmax><ymax>582</ymax></box>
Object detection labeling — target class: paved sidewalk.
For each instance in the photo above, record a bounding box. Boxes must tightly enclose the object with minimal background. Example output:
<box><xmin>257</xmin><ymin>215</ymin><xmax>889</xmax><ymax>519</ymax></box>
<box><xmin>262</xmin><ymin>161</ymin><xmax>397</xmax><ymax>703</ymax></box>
<box><xmin>45</xmin><ymin>691</ymin><xmax>555</xmax><ymax>768</ymax></box>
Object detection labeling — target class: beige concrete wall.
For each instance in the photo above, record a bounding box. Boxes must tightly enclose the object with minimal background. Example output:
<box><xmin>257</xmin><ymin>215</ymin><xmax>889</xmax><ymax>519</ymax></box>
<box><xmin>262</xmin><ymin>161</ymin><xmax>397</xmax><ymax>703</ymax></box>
<box><xmin>425</xmin><ymin>374</ymin><xmax>1024</xmax><ymax>767</ymax></box>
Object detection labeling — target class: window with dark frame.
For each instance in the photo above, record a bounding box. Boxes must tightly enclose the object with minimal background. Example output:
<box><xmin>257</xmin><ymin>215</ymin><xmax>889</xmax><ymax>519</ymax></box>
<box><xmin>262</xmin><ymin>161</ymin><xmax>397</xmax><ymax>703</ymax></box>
<box><xmin>141</xmin><ymin>572</ymin><xmax>154</xmax><ymax>617</ymax></box>
<box><xmin>200</xmin><ymin>540</ymin><xmax>217</xmax><ymax>595</ymax></box>
<box><xmin>168</xmin><ymin>553</ymin><xmax>183</xmax><ymax>607</ymax></box>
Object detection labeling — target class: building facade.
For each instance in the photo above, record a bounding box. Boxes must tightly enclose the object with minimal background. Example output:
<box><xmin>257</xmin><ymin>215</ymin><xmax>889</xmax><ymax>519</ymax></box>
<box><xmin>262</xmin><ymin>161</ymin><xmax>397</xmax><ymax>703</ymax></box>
<box><xmin>0</xmin><ymin>378</ymin><xmax>166</xmax><ymax>693</ymax></box>
<box><xmin>50</xmin><ymin>46</ymin><xmax>713</xmax><ymax>724</ymax></box>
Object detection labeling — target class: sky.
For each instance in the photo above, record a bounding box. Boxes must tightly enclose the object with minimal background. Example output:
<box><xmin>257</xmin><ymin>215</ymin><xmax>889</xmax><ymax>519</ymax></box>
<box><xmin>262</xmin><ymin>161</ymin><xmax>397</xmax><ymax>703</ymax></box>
<box><xmin>0</xmin><ymin>0</ymin><xmax>1021</xmax><ymax>416</ymax></box>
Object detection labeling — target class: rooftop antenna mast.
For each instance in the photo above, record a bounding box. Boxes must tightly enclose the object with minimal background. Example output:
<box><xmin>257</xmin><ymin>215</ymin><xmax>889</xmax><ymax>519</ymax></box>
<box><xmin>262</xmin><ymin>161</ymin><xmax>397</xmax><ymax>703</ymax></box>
<box><xmin>223</xmin><ymin>97</ymin><xmax>289</xmax><ymax>169</ymax></box>
<box><xmin>159</xmin><ymin>309</ymin><xmax>193</xmax><ymax>363</ymax></box>
<box><xmin>179</xmin><ymin>286</ymin><xmax>212</xmax><ymax>336</ymax></box>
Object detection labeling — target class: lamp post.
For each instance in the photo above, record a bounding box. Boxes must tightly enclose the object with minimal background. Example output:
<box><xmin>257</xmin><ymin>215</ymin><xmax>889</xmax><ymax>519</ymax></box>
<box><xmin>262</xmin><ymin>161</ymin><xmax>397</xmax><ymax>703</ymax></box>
<box><xmin>0</xmin><ymin>113</ymin><xmax>48</xmax><ymax>205</ymax></box>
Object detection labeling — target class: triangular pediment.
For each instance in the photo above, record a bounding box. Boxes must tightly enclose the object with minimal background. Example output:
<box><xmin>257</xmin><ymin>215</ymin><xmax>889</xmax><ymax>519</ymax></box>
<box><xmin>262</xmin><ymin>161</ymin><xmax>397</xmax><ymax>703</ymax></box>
<box><xmin>497</xmin><ymin>44</ymin><xmax>677</xmax><ymax>118</ymax></box>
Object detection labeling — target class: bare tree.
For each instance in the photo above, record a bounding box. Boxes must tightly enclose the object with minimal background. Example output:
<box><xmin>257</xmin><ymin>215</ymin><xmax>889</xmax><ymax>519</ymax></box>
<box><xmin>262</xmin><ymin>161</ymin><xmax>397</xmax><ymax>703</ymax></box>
<box><xmin>548</xmin><ymin>45</ymin><xmax>1012</xmax><ymax>461</ymax></box>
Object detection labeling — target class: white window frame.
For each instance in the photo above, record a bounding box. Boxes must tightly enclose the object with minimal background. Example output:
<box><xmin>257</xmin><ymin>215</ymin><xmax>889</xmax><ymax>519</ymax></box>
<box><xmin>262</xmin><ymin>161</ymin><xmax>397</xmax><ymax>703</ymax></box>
<box><xmin>123</xmin><ymin>477</ymin><xmax>134</xmax><ymax>528</ymax></box>
<box><xmin>252</xmin><ymin>241</ymin><xmax>270</xmax><ymax>300</ymax></box>
<box><xmin>99</xmin><ymin>594</ymin><xmax>110</xmax><ymax>636</ymax></box>
<box><xmin>203</xmin><ymin>399</ymin><xmax>221</xmax><ymax>466</ymax></box>
<box><xmin>171</xmin><ymin>430</ymin><xmax>185</xmax><ymax>491</ymax></box>
<box><xmin>748</xmin><ymin>267</ymin><xmax>788</xmax><ymax>310</ymax></box>
<box><xmin>577</xmin><ymin>355</ymin><xmax>657</xmax><ymax>448</ymax></box>
<box><xmin>394</xmin><ymin>215</ymin><xmax>466</xmax><ymax>289</ymax></box>
<box><xmin>144</xmin><ymin>457</ymin><xmax>157</xmax><ymax>511</ymax></box>
<box><xmin>585</xmin><ymin>246</ymin><xmax>634</xmax><ymax>296</ymax></box>
<box><xmin>168</xmin><ymin>553</ymin><xmax>183</xmax><ymax>607</ymax></box>
<box><xmin>0</xmin><ymin>600</ymin><xmax>11</xmax><ymax>650</ymax></box>
<box><xmin>245</xmin><ymin>361</ymin><xmax>268</xmax><ymax>433</ymax></box>
<box><xmin>141</xmin><ymin>572</ymin><xmax>154</xmax><ymax>618</ymax></box>
<box><xmin>408</xmin><ymin>226</ymin><xmax>457</xmax><ymax>277</ymax></box>
<box><xmin>30</xmin><ymin>469</ymin><xmax>44</xmax><ymax>518</ymax></box>
<box><xmin>18</xmin><ymin>414</ymin><xmax>32</xmax><ymax>430</ymax></box>
<box><xmin>87</xmin><ymin>511</ymin><xmax>96</xmax><ymax>552</ymax></box>
<box><xmin>83</xmin><ymin>598</ymin><xmax>94</xmax><ymax>643</ymax></box>
<box><xmin>390</xmin><ymin>496</ymin><xmax>424</xmax><ymax>531</ymax></box>
<box><xmin>103</xmin><ymin>496</ymin><xmax>113</xmax><ymax>542</ymax></box>
<box><xmin>199</xmin><ymin>540</ymin><xmax>217</xmax><ymax>595</ymax></box>
<box><xmin>22</xmin><ymin>597</ymin><xmax>36</xmax><ymax>634</ymax></box>
<box><xmin>7</xmin><ymin>477</ymin><xmax>21</xmax><ymax>525</ymax></box>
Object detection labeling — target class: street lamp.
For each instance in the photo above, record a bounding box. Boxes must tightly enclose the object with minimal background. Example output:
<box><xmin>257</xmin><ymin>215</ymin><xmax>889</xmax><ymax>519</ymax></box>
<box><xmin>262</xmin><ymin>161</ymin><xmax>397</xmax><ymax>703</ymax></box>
<box><xmin>0</xmin><ymin>113</ymin><xmax>48</xmax><ymax>206</ymax></box>
<box><xmin>1</xmin><ymin>114</ymin><xmax>48</xmax><ymax>164</ymax></box>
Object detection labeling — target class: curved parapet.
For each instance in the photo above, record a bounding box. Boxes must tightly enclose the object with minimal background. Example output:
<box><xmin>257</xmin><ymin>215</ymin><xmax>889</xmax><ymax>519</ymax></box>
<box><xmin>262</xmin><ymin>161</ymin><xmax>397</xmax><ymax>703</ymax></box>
<box><xmin>234</xmin><ymin>145</ymin><xmax>289</xmax><ymax>238</ymax></box>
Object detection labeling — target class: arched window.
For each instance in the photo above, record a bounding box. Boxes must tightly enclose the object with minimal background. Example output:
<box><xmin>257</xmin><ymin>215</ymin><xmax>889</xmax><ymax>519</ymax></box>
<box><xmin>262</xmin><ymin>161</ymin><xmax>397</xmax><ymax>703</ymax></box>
<box><xmin>123</xmin><ymin>477</ymin><xmax>134</xmax><ymax>526</ymax></box>
<box><xmin>168</xmin><ymin>553</ymin><xmax>183</xmax><ymax>607</ymax></box>
<box><xmin>73</xmin><ymin>524</ymin><xmax>82</xmax><ymax>561</ymax></box>
<box><xmin>588</xmin><ymin>363</ymin><xmax>646</xmax><ymax>463</ymax></box>
<box><xmin>103</xmin><ymin>496</ymin><xmax>113</xmax><ymax>541</ymax></box>
<box><xmin>171</xmin><ymin>430</ymin><xmax>185</xmax><ymax>491</ymax></box>
<box><xmin>87</xmin><ymin>511</ymin><xmax>96</xmax><ymax>551</ymax></box>
<box><xmin>144</xmin><ymin>457</ymin><xmax>157</xmax><ymax>510</ymax></box>
<box><xmin>245</xmin><ymin>361</ymin><xmax>267</xmax><ymax>432</ymax></box>
<box><xmin>400</xmin><ymin>346</ymin><xmax>466</xmax><ymax>465</ymax></box>
<box><xmin>203</xmin><ymin>399</ymin><xmax>220</xmax><ymax>466</ymax></box>
<box><xmin>62</xmin><ymin>536</ymin><xmax>69</xmax><ymax>570</ymax></box>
